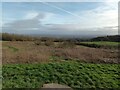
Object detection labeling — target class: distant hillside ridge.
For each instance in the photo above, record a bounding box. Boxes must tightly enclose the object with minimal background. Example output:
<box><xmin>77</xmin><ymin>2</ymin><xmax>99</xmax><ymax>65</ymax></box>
<box><xmin>1</xmin><ymin>33</ymin><xmax>120</xmax><ymax>42</ymax></box>
<box><xmin>91</xmin><ymin>35</ymin><xmax>120</xmax><ymax>42</ymax></box>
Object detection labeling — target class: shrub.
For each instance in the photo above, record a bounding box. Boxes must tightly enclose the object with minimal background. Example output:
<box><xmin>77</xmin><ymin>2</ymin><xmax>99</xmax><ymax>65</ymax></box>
<box><xmin>57</xmin><ymin>41</ymin><xmax>75</xmax><ymax>48</ymax></box>
<box><xmin>44</xmin><ymin>40</ymin><xmax>54</xmax><ymax>46</ymax></box>
<box><xmin>34</xmin><ymin>41</ymin><xmax>42</xmax><ymax>45</ymax></box>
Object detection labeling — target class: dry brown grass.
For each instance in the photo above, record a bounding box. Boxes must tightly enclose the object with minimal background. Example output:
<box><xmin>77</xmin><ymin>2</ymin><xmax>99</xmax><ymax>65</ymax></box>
<box><xmin>53</xmin><ymin>46</ymin><xmax>119</xmax><ymax>63</ymax></box>
<box><xmin>2</xmin><ymin>41</ymin><xmax>119</xmax><ymax>64</ymax></box>
<box><xmin>2</xmin><ymin>41</ymin><xmax>52</xmax><ymax>64</ymax></box>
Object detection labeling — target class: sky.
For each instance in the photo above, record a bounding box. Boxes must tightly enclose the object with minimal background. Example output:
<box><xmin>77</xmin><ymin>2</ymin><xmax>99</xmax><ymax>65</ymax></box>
<box><xmin>1</xmin><ymin>1</ymin><xmax>119</xmax><ymax>37</ymax></box>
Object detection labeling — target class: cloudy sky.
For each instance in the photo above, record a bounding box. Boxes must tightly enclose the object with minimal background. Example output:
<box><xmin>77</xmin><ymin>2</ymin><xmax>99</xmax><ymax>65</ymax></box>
<box><xmin>1</xmin><ymin>1</ymin><xmax>119</xmax><ymax>37</ymax></box>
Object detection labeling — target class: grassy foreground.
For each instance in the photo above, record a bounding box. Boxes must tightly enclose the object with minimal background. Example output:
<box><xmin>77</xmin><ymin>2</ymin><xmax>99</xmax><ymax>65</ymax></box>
<box><xmin>2</xmin><ymin>61</ymin><xmax>120</xmax><ymax>89</ymax></box>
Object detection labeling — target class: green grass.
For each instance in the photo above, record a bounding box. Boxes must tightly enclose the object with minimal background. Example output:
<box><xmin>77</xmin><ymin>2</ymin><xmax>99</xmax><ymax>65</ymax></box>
<box><xmin>7</xmin><ymin>46</ymin><xmax>19</xmax><ymax>52</ymax></box>
<box><xmin>79</xmin><ymin>41</ymin><xmax>120</xmax><ymax>49</ymax></box>
<box><xmin>81</xmin><ymin>41</ymin><xmax>119</xmax><ymax>46</ymax></box>
<box><xmin>2</xmin><ymin>61</ymin><xmax>120</xmax><ymax>89</ymax></box>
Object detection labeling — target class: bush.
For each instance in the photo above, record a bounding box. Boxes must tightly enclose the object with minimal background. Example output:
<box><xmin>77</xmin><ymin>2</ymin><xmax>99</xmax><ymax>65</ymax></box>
<box><xmin>78</xmin><ymin>43</ymin><xmax>101</xmax><ymax>48</ymax></box>
<box><xmin>57</xmin><ymin>41</ymin><xmax>75</xmax><ymax>48</ymax></box>
<box><xmin>44</xmin><ymin>40</ymin><xmax>54</xmax><ymax>46</ymax></box>
<box><xmin>34</xmin><ymin>41</ymin><xmax>42</xmax><ymax>45</ymax></box>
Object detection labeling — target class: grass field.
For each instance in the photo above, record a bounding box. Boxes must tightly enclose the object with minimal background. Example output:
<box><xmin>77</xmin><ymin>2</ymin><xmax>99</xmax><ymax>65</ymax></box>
<box><xmin>2</xmin><ymin>61</ymin><xmax>120</xmax><ymax>88</ymax></box>
<box><xmin>81</xmin><ymin>41</ymin><xmax>119</xmax><ymax>46</ymax></box>
<box><xmin>79</xmin><ymin>41</ymin><xmax>120</xmax><ymax>49</ymax></box>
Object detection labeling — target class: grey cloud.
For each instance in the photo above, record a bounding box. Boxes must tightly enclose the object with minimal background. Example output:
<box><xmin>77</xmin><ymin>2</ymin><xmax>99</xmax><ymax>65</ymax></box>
<box><xmin>5</xmin><ymin>19</ymin><xmax>40</xmax><ymax>29</ymax></box>
<box><xmin>3</xmin><ymin>13</ymin><xmax>46</xmax><ymax>32</ymax></box>
<box><xmin>2</xmin><ymin>13</ymin><xmax>118</xmax><ymax>36</ymax></box>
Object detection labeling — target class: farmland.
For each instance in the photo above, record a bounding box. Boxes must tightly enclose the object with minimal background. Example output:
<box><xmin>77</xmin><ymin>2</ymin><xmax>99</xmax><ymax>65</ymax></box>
<box><xmin>1</xmin><ymin>1</ymin><xmax>120</xmax><ymax>89</ymax></box>
<box><xmin>1</xmin><ymin>36</ymin><xmax>120</xmax><ymax>89</ymax></box>
<box><xmin>2</xmin><ymin>61</ymin><xmax>120</xmax><ymax>88</ymax></box>
<box><xmin>79</xmin><ymin>41</ymin><xmax>120</xmax><ymax>49</ymax></box>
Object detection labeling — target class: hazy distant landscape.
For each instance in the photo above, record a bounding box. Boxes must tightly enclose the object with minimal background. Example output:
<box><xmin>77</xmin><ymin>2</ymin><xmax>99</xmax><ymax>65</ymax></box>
<box><xmin>1</xmin><ymin>1</ymin><xmax>120</xmax><ymax>89</ymax></box>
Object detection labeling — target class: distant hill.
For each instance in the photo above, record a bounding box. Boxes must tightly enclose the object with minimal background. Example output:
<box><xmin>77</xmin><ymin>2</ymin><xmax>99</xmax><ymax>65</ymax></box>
<box><xmin>1</xmin><ymin>33</ymin><xmax>120</xmax><ymax>42</ymax></box>
<box><xmin>91</xmin><ymin>35</ymin><xmax>120</xmax><ymax>42</ymax></box>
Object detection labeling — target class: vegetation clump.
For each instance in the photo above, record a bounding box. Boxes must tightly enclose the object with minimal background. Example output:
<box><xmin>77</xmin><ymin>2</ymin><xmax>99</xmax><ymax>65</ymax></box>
<box><xmin>2</xmin><ymin>61</ymin><xmax>120</xmax><ymax>88</ymax></box>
